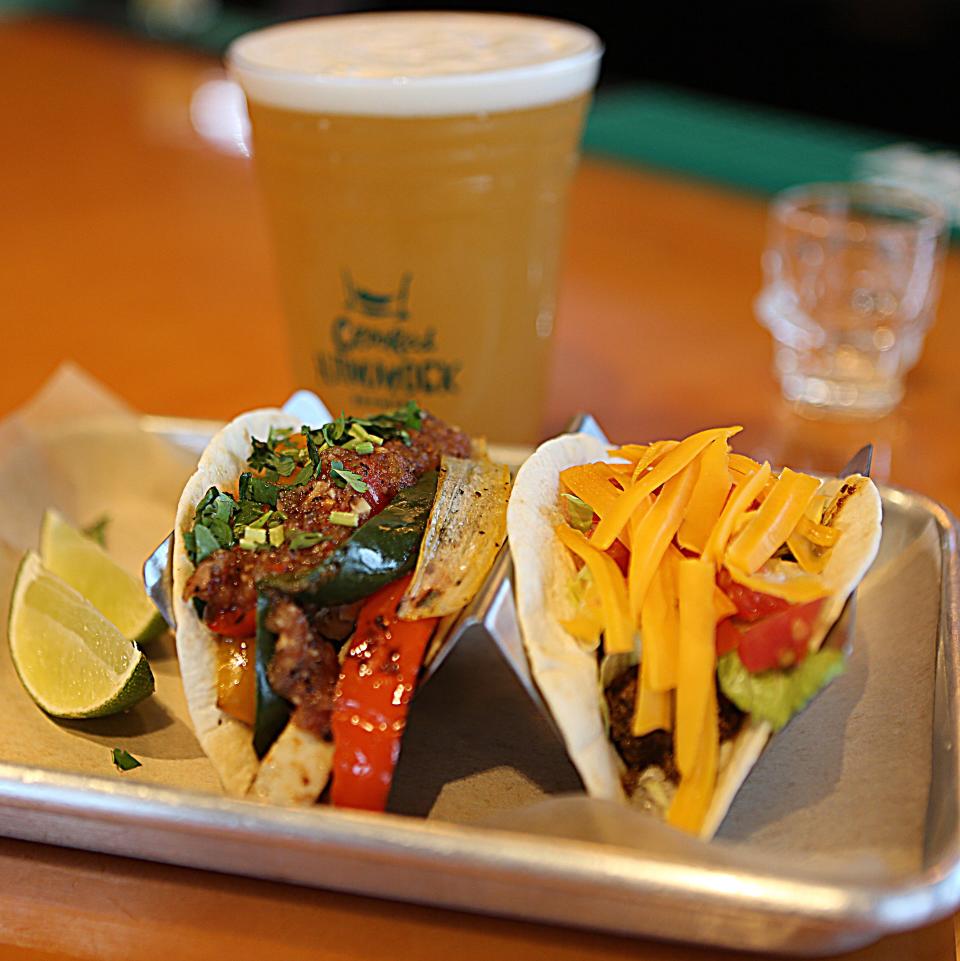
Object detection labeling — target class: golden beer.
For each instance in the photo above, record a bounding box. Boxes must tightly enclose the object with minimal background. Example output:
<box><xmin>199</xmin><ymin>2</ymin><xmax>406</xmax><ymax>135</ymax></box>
<box><xmin>230</xmin><ymin>13</ymin><xmax>601</xmax><ymax>442</ymax></box>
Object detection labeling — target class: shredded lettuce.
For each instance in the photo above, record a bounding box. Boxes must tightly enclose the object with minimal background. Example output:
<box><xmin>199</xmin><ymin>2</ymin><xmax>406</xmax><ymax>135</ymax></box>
<box><xmin>717</xmin><ymin>648</ymin><xmax>845</xmax><ymax>731</ymax></box>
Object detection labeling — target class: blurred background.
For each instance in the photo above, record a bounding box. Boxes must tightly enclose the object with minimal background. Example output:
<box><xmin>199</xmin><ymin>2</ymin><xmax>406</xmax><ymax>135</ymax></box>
<box><xmin>3</xmin><ymin>0</ymin><xmax>959</xmax><ymax>449</ymax></box>
<box><xmin>11</xmin><ymin>0</ymin><xmax>960</xmax><ymax>213</ymax></box>
<box><xmin>17</xmin><ymin>0</ymin><xmax>960</xmax><ymax>147</ymax></box>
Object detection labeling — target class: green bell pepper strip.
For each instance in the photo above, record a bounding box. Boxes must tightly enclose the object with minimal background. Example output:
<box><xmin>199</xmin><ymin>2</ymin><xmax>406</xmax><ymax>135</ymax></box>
<box><xmin>259</xmin><ymin>470</ymin><xmax>438</xmax><ymax>605</ymax></box>
<box><xmin>253</xmin><ymin>593</ymin><xmax>290</xmax><ymax>758</ymax></box>
<box><xmin>252</xmin><ymin>470</ymin><xmax>439</xmax><ymax>756</ymax></box>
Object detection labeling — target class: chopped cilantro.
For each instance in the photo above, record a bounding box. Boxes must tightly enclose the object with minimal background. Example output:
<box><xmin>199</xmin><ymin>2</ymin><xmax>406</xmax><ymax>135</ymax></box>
<box><xmin>305</xmin><ymin>429</ymin><xmax>321</xmax><ymax>469</ymax></box>
<box><xmin>300</xmin><ymin>402</ymin><xmax>424</xmax><ymax>459</ymax></box>
<box><xmin>239</xmin><ymin>473</ymin><xmax>279</xmax><ymax>508</ymax></box>
<box><xmin>187</xmin><ymin>406</ymin><xmax>423</xmax><ymax>566</ymax></box>
<box><xmin>329</xmin><ymin>459</ymin><xmax>368</xmax><ymax>494</ymax></box>
<box><xmin>193</xmin><ymin>524</ymin><xmax>221</xmax><ymax>563</ymax></box>
<box><xmin>267</xmin><ymin>425</ymin><xmax>292</xmax><ymax>446</ymax></box>
<box><xmin>82</xmin><ymin>515</ymin><xmax>110</xmax><ymax>547</ymax></box>
<box><xmin>205</xmin><ymin>516</ymin><xmax>233</xmax><ymax>548</ymax></box>
<box><xmin>247</xmin><ymin>437</ymin><xmax>275</xmax><ymax>472</ymax></box>
<box><xmin>320</xmin><ymin>412</ymin><xmax>349</xmax><ymax>448</ymax></box>
<box><xmin>248</xmin><ymin>433</ymin><xmax>302</xmax><ymax>478</ymax></box>
<box><xmin>246</xmin><ymin>510</ymin><xmax>272</xmax><ymax>530</ymax></box>
<box><xmin>112</xmin><ymin>748</ymin><xmax>141</xmax><ymax>772</ymax></box>
<box><xmin>187</xmin><ymin>479</ymin><xmax>286</xmax><ymax>565</ymax></box>
<box><xmin>291</xmin><ymin>465</ymin><xmax>313</xmax><ymax>486</ymax></box>
<box><xmin>194</xmin><ymin>487</ymin><xmax>220</xmax><ymax>515</ymax></box>
<box><xmin>232</xmin><ymin>500</ymin><xmax>265</xmax><ymax>531</ymax></box>
<box><xmin>212</xmin><ymin>493</ymin><xmax>236</xmax><ymax>522</ymax></box>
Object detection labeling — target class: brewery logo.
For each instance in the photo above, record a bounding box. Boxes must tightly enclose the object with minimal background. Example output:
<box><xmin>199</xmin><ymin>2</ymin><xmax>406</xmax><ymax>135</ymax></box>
<box><xmin>315</xmin><ymin>270</ymin><xmax>461</xmax><ymax>398</ymax></box>
<box><xmin>341</xmin><ymin>270</ymin><xmax>411</xmax><ymax>320</ymax></box>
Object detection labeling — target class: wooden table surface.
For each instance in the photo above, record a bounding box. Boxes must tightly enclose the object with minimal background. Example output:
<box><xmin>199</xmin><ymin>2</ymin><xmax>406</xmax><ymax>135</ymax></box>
<box><xmin>1</xmin><ymin>17</ymin><xmax>958</xmax><ymax>961</ymax></box>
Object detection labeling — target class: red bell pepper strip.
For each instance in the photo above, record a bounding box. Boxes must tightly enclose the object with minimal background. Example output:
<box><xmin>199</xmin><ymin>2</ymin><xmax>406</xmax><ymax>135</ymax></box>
<box><xmin>330</xmin><ymin>574</ymin><xmax>437</xmax><ymax>811</ymax></box>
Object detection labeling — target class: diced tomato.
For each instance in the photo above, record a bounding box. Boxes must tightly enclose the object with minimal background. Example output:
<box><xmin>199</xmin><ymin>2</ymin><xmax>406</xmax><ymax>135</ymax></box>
<box><xmin>206</xmin><ymin>606</ymin><xmax>257</xmax><ymax>638</ymax></box>
<box><xmin>715</xmin><ymin>617</ymin><xmax>741</xmax><ymax>656</ymax></box>
<box><xmin>716</xmin><ymin>598</ymin><xmax>825</xmax><ymax>672</ymax></box>
<box><xmin>717</xmin><ymin>568</ymin><xmax>792</xmax><ymax>622</ymax></box>
<box><xmin>572</xmin><ymin>519</ymin><xmax>628</xmax><ymax>576</ymax></box>
<box><xmin>330</xmin><ymin>575</ymin><xmax>438</xmax><ymax>811</ymax></box>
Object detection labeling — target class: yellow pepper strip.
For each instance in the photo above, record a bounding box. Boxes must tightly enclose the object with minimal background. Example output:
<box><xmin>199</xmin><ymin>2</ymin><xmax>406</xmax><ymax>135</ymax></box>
<box><xmin>641</xmin><ymin>546</ymin><xmax>680</xmax><ymax>692</ymax></box>
<box><xmin>786</xmin><ymin>495</ymin><xmax>841</xmax><ymax>575</ymax></box>
<box><xmin>701</xmin><ymin>462</ymin><xmax>771</xmax><ymax>566</ymax></box>
<box><xmin>725</xmin><ymin>559</ymin><xmax>829</xmax><ymax>603</ymax></box>
<box><xmin>677</xmin><ymin>437</ymin><xmax>733</xmax><ymax>554</ymax></box>
<box><xmin>592</xmin><ymin>427</ymin><xmax>742</xmax><ymax>550</ymax></box>
<box><xmin>556</xmin><ymin>524</ymin><xmax>635</xmax><ymax>655</ymax></box>
<box><xmin>631</xmin><ymin>439</ymin><xmax>680</xmax><ymax>483</ymax></box>
<box><xmin>633</xmin><ymin>662</ymin><xmax>673</xmax><ymax>736</ymax></box>
<box><xmin>794</xmin><ymin>498</ymin><xmax>840</xmax><ymax>547</ymax></box>
<box><xmin>628</xmin><ymin>459</ymin><xmax>699</xmax><ymax>622</ymax></box>
<box><xmin>786</xmin><ymin>529</ymin><xmax>829</xmax><ymax>575</ymax></box>
<box><xmin>675</xmin><ymin>558</ymin><xmax>717</xmax><ymax>778</ymax></box>
<box><xmin>667</xmin><ymin>681</ymin><xmax>718</xmax><ymax>835</ymax></box>
<box><xmin>726</xmin><ymin>468</ymin><xmax>822</xmax><ymax>574</ymax></box>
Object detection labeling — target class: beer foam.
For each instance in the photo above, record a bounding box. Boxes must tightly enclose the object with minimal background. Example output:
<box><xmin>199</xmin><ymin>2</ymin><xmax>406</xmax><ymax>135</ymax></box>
<box><xmin>228</xmin><ymin>13</ymin><xmax>601</xmax><ymax>117</ymax></box>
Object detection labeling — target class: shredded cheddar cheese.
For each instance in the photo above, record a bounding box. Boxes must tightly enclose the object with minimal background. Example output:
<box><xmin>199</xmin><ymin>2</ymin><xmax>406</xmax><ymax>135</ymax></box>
<box><xmin>552</xmin><ymin>426</ymin><xmax>845</xmax><ymax>835</ymax></box>
<box><xmin>633</xmin><ymin>663</ymin><xmax>673</xmax><ymax>737</ymax></box>
<box><xmin>591</xmin><ymin>427</ymin><xmax>741</xmax><ymax>551</ymax></box>
<box><xmin>627</xmin><ymin>460</ymin><xmax>699</xmax><ymax>622</ymax></box>
<box><xmin>677</xmin><ymin>437</ymin><xmax>732</xmax><ymax>554</ymax></box>
<box><xmin>556</xmin><ymin>524</ymin><xmax>634</xmax><ymax>656</ymax></box>
<box><xmin>726</xmin><ymin>468</ymin><xmax>822</xmax><ymax>574</ymax></box>
<box><xmin>674</xmin><ymin>558</ymin><xmax>717</xmax><ymax>778</ymax></box>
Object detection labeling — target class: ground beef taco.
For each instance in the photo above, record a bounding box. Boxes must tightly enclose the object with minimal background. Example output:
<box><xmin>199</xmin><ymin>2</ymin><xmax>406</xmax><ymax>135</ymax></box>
<box><xmin>508</xmin><ymin>427</ymin><xmax>882</xmax><ymax>838</ymax></box>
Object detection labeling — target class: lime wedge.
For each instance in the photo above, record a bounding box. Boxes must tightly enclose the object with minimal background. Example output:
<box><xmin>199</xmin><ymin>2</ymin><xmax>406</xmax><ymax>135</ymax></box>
<box><xmin>40</xmin><ymin>508</ymin><xmax>164</xmax><ymax>644</ymax></box>
<box><xmin>8</xmin><ymin>552</ymin><xmax>155</xmax><ymax>718</ymax></box>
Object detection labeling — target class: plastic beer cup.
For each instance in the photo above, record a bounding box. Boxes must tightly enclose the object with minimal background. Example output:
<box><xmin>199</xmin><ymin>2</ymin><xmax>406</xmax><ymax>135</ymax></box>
<box><xmin>229</xmin><ymin>13</ymin><xmax>602</xmax><ymax>443</ymax></box>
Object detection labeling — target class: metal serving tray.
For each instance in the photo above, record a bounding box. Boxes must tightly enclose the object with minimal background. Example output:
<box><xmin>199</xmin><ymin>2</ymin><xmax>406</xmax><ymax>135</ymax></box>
<box><xmin>0</xmin><ymin>416</ymin><xmax>957</xmax><ymax>956</ymax></box>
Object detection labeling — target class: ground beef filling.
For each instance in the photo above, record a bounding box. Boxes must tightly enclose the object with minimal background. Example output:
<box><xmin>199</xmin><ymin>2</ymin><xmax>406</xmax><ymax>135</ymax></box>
<box><xmin>263</xmin><ymin>597</ymin><xmax>357</xmax><ymax>740</ymax></box>
<box><xmin>604</xmin><ymin>669</ymin><xmax>745</xmax><ymax>795</ymax></box>
<box><xmin>183</xmin><ymin>413</ymin><xmax>471</xmax><ymax>620</ymax></box>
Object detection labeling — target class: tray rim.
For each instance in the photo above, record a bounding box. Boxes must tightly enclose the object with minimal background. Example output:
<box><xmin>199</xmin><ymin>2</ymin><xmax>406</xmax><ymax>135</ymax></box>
<box><xmin>0</xmin><ymin>415</ymin><xmax>956</xmax><ymax>953</ymax></box>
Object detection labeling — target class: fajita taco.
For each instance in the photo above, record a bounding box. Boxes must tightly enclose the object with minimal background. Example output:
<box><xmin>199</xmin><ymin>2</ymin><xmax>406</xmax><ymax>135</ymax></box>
<box><xmin>173</xmin><ymin>402</ymin><xmax>509</xmax><ymax>809</ymax></box>
<box><xmin>508</xmin><ymin>427</ymin><xmax>881</xmax><ymax>838</ymax></box>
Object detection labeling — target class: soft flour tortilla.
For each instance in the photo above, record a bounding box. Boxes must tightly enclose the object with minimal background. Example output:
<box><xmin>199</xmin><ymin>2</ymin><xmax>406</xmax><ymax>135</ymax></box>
<box><xmin>508</xmin><ymin>432</ymin><xmax>883</xmax><ymax>839</ymax></box>
<box><xmin>173</xmin><ymin>408</ymin><xmax>301</xmax><ymax>797</ymax></box>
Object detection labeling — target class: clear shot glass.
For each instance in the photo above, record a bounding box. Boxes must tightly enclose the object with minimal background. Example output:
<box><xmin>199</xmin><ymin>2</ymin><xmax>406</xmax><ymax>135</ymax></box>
<box><xmin>755</xmin><ymin>182</ymin><xmax>948</xmax><ymax>418</ymax></box>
